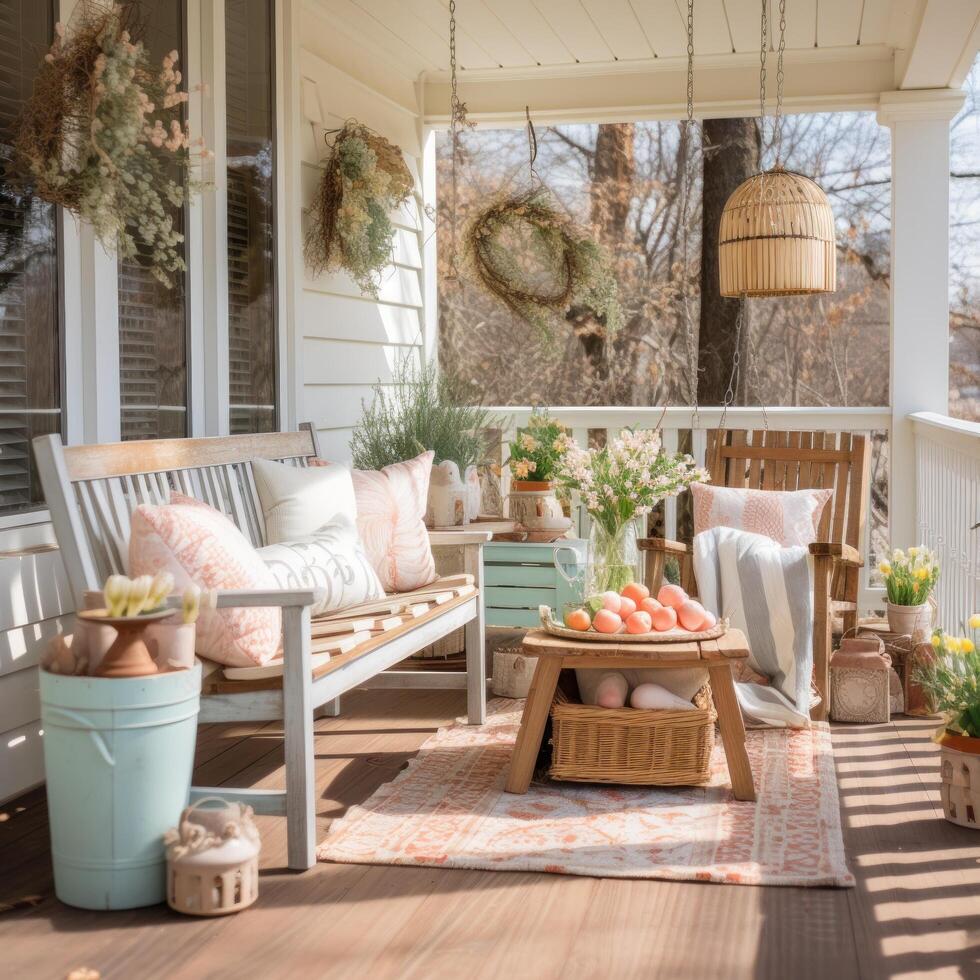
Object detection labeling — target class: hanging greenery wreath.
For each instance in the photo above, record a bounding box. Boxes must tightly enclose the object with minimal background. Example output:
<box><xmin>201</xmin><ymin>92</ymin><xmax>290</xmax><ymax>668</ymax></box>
<box><xmin>10</xmin><ymin>1</ymin><xmax>209</xmax><ymax>287</ymax></box>
<box><xmin>463</xmin><ymin>186</ymin><xmax>622</xmax><ymax>341</ymax></box>
<box><xmin>304</xmin><ymin>121</ymin><xmax>414</xmax><ymax>297</ymax></box>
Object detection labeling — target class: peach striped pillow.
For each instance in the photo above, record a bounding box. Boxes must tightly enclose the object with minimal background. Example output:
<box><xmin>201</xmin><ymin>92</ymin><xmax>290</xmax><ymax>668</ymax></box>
<box><xmin>129</xmin><ymin>496</ymin><xmax>281</xmax><ymax>667</ymax></box>
<box><xmin>313</xmin><ymin>452</ymin><xmax>437</xmax><ymax>593</ymax></box>
<box><xmin>691</xmin><ymin>482</ymin><xmax>833</xmax><ymax>548</ymax></box>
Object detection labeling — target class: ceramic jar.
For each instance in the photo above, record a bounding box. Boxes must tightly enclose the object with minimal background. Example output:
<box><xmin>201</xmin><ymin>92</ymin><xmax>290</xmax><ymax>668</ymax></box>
<box><xmin>427</xmin><ymin>460</ymin><xmax>480</xmax><ymax>527</ymax></box>
<box><xmin>507</xmin><ymin>480</ymin><xmax>566</xmax><ymax>532</ymax></box>
<box><xmin>886</xmin><ymin>600</ymin><xmax>932</xmax><ymax>635</ymax></box>
<box><xmin>165</xmin><ymin>798</ymin><xmax>261</xmax><ymax>915</ymax></box>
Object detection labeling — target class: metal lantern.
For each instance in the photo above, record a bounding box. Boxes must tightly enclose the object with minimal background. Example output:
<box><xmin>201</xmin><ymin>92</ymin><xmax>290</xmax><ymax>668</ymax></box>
<box><xmin>719</xmin><ymin>166</ymin><xmax>836</xmax><ymax>297</ymax></box>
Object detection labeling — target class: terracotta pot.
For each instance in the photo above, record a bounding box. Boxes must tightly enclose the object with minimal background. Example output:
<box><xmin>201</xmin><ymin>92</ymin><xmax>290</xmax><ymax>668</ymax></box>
<box><xmin>886</xmin><ymin>601</ymin><xmax>932</xmax><ymax>636</ymax></box>
<box><xmin>510</xmin><ymin>479</ymin><xmax>555</xmax><ymax>492</ymax></box>
<box><xmin>78</xmin><ymin>609</ymin><xmax>173</xmax><ymax>678</ymax></box>
<box><xmin>939</xmin><ymin>733</ymin><xmax>980</xmax><ymax>829</ymax></box>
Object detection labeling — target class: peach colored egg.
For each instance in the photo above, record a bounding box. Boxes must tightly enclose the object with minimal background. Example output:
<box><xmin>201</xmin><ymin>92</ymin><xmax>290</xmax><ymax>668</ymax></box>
<box><xmin>677</xmin><ymin>599</ymin><xmax>707</xmax><ymax>632</ymax></box>
<box><xmin>657</xmin><ymin>584</ymin><xmax>687</xmax><ymax>608</ymax></box>
<box><xmin>639</xmin><ymin>596</ymin><xmax>663</xmax><ymax>617</ymax></box>
<box><xmin>593</xmin><ymin>609</ymin><xmax>623</xmax><ymax>634</ymax></box>
<box><xmin>600</xmin><ymin>591</ymin><xmax>622</xmax><ymax>613</ymax></box>
<box><xmin>625</xmin><ymin>610</ymin><xmax>652</xmax><ymax>634</ymax></box>
<box><xmin>620</xmin><ymin>582</ymin><xmax>650</xmax><ymax>604</ymax></box>
<box><xmin>650</xmin><ymin>605</ymin><xmax>678</xmax><ymax>631</ymax></box>
<box><xmin>700</xmin><ymin>610</ymin><xmax>718</xmax><ymax>630</ymax></box>
<box><xmin>618</xmin><ymin>595</ymin><xmax>637</xmax><ymax>618</ymax></box>
<box><xmin>564</xmin><ymin>608</ymin><xmax>592</xmax><ymax>631</ymax></box>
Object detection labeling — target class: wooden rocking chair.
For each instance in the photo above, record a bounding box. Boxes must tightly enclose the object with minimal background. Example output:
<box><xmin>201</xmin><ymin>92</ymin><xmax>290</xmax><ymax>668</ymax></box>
<box><xmin>640</xmin><ymin>429</ymin><xmax>870</xmax><ymax>721</ymax></box>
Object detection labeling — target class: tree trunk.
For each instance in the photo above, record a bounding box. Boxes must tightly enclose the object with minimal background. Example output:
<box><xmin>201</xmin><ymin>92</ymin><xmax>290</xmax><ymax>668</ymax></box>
<box><xmin>566</xmin><ymin>123</ymin><xmax>635</xmax><ymax>382</ymax></box>
<box><xmin>697</xmin><ymin>117</ymin><xmax>760</xmax><ymax>405</ymax></box>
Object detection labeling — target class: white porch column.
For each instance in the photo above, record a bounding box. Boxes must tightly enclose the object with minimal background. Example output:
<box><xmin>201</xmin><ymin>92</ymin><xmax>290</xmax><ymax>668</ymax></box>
<box><xmin>876</xmin><ymin>89</ymin><xmax>964</xmax><ymax>550</ymax></box>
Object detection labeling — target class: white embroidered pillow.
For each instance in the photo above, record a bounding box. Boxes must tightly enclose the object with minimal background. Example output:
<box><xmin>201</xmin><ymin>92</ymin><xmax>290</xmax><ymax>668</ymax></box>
<box><xmin>258</xmin><ymin>527</ymin><xmax>384</xmax><ymax>617</ymax></box>
<box><xmin>691</xmin><ymin>482</ymin><xmax>833</xmax><ymax>548</ymax></box>
<box><xmin>129</xmin><ymin>497</ymin><xmax>281</xmax><ymax>667</ymax></box>
<box><xmin>252</xmin><ymin>456</ymin><xmax>358</xmax><ymax>544</ymax></box>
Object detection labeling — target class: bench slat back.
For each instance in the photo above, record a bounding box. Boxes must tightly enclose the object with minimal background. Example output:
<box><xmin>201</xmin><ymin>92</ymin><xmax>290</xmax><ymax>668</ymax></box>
<box><xmin>34</xmin><ymin>427</ymin><xmax>320</xmax><ymax>603</ymax></box>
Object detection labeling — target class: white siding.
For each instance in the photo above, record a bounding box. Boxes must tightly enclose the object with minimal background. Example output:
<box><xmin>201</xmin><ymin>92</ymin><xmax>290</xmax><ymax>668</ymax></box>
<box><xmin>296</xmin><ymin>38</ymin><xmax>427</xmax><ymax>463</ymax></box>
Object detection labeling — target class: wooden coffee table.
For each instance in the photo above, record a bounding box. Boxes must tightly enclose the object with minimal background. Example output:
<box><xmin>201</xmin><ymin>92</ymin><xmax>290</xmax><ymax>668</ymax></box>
<box><xmin>505</xmin><ymin>628</ymin><xmax>757</xmax><ymax>801</ymax></box>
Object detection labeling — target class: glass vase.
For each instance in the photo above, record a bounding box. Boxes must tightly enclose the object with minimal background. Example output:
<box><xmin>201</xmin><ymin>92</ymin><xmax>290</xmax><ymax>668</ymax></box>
<box><xmin>586</xmin><ymin>518</ymin><xmax>641</xmax><ymax>598</ymax></box>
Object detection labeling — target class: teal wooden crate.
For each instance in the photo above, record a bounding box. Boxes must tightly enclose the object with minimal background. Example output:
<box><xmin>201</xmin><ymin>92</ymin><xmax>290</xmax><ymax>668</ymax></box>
<box><xmin>483</xmin><ymin>539</ymin><xmax>586</xmax><ymax>628</ymax></box>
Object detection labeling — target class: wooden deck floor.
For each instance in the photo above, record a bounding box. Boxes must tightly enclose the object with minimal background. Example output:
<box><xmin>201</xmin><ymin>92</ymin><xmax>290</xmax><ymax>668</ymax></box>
<box><xmin>2</xmin><ymin>689</ymin><xmax>978</xmax><ymax>980</ymax></box>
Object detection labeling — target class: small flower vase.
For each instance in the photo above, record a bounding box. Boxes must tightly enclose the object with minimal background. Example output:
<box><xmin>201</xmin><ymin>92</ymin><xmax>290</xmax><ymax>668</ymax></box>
<box><xmin>886</xmin><ymin>600</ymin><xmax>932</xmax><ymax>636</ymax></box>
<box><xmin>586</xmin><ymin>518</ymin><xmax>641</xmax><ymax>597</ymax></box>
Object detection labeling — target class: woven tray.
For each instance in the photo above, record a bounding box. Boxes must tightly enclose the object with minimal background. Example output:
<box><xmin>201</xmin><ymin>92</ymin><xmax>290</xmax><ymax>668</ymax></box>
<box><xmin>538</xmin><ymin>605</ymin><xmax>728</xmax><ymax>643</ymax></box>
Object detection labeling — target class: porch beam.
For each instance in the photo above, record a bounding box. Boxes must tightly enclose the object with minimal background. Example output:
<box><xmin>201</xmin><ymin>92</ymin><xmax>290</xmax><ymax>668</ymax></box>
<box><xmin>421</xmin><ymin>46</ymin><xmax>895</xmax><ymax>126</ymax></box>
<box><xmin>897</xmin><ymin>0</ymin><xmax>980</xmax><ymax>90</ymax></box>
<box><xmin>877</xmin><ymin>88</ymin><xmax>965</xmax><ymax>550</ymax></box>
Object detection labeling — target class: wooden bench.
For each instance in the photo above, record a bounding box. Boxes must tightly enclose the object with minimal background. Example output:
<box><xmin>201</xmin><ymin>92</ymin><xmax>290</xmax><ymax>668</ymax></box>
<box><xmin>33</xmin><ymin>425</ymin><xmax>488</xmax><ymax>870</ymax></box>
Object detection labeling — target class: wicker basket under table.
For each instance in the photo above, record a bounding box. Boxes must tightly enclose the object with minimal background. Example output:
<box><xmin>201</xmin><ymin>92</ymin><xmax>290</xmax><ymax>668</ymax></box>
<box><xmin>549</xmin><ymin>686</ymin><xmax>716</xmax><ymax>786</ymax></box>
<box><xmin>505</xmin><ymin>629</ymin><xmax>756</xmax><ymax>801</ymax></box>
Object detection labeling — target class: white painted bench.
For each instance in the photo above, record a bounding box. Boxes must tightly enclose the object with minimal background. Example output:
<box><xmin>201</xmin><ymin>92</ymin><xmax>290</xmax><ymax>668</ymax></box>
<box><xmin>33</xmin><ymin>425</ymin><xmax>488</xmax><ymax>870</ymax></box>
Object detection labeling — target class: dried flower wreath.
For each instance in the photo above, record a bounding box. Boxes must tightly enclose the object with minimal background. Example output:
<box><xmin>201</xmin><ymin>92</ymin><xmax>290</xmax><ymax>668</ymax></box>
<box><xmin>304</xmin><ymin>121</ymin><xmax>414</xmax><ymax>296</ymax></box>
<box><xmin>463</xmin><ymin>186</ymin><xmax>622</xmax><ymax>341</ymax></box>
<box><xmin>11</xmin><ymin>1</ymin><xmax>209</xmax><ymax>287</ymax></box>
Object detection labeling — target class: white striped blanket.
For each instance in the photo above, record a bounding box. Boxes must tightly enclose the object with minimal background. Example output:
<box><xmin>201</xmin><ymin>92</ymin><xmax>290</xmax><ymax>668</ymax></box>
<box><xmin>693</xmin><ymin>526</ymin><xmax>814</xmax><ymax>727</ymax></box>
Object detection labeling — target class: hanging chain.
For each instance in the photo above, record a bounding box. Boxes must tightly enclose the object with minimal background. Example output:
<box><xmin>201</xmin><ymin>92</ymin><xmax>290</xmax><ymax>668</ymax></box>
<box><xmin>747</xmin><ymin>308</ymin><xmax>770</xmax><ymax>432</ymax></box>
<box><xmin>525</xmin><ymin>105</ymin><xmax>539</xmax><ymax>183</ymax></box>
<box><xmin>719</xmin><ymin>297</ymin><xmax>743</xmax><ymax>432</ymax></box>
<box><xmin>774</xmin><ymin>0</ymin><xmax>786</xmax><ymax>166</ymax></box>
<box><xmin>681</xmin><ymin>0</ymin><xmax>699</xmax><ymax>432</ymax></box>
<box><xmin>448</xmin><ymin>0</ymin><xmax>465</xmax><ymax>278</ymax></box>
<box><xmin>759</xmin><ymin>0</ymin><xmax>768</xmax><ymax>137</ymax></box>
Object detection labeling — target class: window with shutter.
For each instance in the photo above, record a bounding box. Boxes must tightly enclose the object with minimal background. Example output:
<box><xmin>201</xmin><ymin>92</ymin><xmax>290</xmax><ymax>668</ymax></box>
<box><xmin>0</xmin><ymin>0</ymin><xmax>60</xmax><ymax>517</ymax></box>
<box><xmin>225</xmin><ymin>0</ymin><xmax>276</xmax><ymax>435</ymax></box>
<box><xmin>118</xmin><ymin>0</ymin><xmax>189</xmax><ymax>442</ymax></box>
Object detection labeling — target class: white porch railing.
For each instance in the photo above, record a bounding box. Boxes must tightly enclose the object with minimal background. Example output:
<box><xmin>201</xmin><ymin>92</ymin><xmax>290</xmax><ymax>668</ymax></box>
<box><xmin>912</xmin><ymin>412</ymin><xmax>980</xmax><ymax>631</ymax></box>
<box><xmin>489</xmin><ymin>405</ymin><xmax>891</xmax><ymax>615</ymax></box>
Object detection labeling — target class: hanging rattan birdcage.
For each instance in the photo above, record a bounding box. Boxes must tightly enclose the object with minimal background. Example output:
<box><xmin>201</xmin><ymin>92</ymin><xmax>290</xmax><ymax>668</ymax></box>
<box><xmin>719</xmin><ymin>165</ymin><xmax>836</xmax><ymax>297</ymax></box>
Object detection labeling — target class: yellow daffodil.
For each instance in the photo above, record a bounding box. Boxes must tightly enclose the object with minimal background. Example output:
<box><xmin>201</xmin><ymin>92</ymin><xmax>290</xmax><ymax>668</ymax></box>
<box><xmin>969</xmin><ymin>613</ymin><xmax>980</xmax><ymax>630</ymax></box>
<box><xmin>963</xmin><ymin>638</ymin><xmax>976</xmax><ymax>654</ymax></box>
<box><xmin>878</xmin><ymin>561</ymin><xmax>892</xmax><ymax>576</ymax></box>
<box><xmin>947</xmin><ymin>637</ymin><xmax>963</xmax><ymax>654</ymax></box>
<box><xmin>930</xmin><ymin>633</ymin><xmax>942</xmax><ymax>649</ymax></box>
<box><xmin>914</xmin><ymin>566</ymin><xmax>929</xmax><ymax>581</ymax></box>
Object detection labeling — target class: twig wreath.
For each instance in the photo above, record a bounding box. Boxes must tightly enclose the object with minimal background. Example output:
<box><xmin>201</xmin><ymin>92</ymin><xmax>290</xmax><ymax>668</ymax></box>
<box><xmin>11</xmin><ymin>1</ymin><xmax>209</xmax><ymax>287</ymax></box>
<box><xmin>463</xmin><ymin>186</ymin><xmax>622</xmax><ymax>341</ymax></box>
<box><xmin>304</xmin><ymin>121</ymin><xmax>414</xmax><ymax>297</ymax></box>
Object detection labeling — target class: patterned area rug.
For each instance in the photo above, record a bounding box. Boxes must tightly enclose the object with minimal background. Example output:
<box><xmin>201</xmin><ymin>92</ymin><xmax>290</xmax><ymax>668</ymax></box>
<box><xmin>317</xmin><ymin>698</ymin><xmax>854</xmax><ymax>887</ymax></box>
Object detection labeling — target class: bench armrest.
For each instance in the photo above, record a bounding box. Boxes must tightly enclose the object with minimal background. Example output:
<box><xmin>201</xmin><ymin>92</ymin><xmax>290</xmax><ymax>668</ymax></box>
<box><xmin>428</xmin><ymin>530</ymin><xmax>493</xmax><ymax>547</ymax></box>
<box><xmin>637</xmin><ymin>537</ymin><xmax>690</xmax><ymax>555</ymax></box>
<box><xmin>808</xmin><ymin>542</ymin><xmax>863</xmax><ymax>567</ymax></box>
<box><xmin>160</xmin><ymin>587</ymin><xmax>324</xmax><ymax>610</ymax></box>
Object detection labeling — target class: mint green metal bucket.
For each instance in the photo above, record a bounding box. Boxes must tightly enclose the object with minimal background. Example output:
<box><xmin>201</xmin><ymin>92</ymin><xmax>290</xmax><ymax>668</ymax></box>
<box><xmin>40</xmin><ymin>662</ymin><xmax>201</xmax><ymax>910</ymax></box>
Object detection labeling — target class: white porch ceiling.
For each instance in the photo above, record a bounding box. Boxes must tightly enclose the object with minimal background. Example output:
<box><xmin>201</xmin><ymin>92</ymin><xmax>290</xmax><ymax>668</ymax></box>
<box><xmin>306</xmin><ymin>0</ymin><xmax>980</xmax><ymax>121</ymax></box>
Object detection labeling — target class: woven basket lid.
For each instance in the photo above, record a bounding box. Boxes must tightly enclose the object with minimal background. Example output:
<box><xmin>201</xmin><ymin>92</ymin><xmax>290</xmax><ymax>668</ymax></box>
<box><xmin>719</xmin><ymin>166</ymin><xmax>836</xmax><ymax>297</ymax></box>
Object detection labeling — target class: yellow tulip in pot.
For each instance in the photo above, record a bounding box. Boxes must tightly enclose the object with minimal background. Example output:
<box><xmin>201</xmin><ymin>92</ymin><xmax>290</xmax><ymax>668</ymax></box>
<box><xmin>914</xmin><ymin>617</ymin><xmax>980</xmax><ymax>829</ymax></box>
<box><xmin>878</xmin><ymin>546</ymin><xmax>938</xmax><ymax>635</ymax></box>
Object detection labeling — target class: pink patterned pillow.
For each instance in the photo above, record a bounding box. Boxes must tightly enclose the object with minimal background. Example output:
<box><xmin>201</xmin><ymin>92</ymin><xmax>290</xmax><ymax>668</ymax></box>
<box><xmin>314</xmin><ymin>451</ymin><xmax>437</xmax><ymax>592</ymax></box>
<box><xmin>691</xmin><ymin>482</ymin><xmax>833</xmax><ymax>548</ymax></box>
<box><xmin>129</xmin><ymin>496</ymin><xmax>281</xmax><ymax>667</ymax></box>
